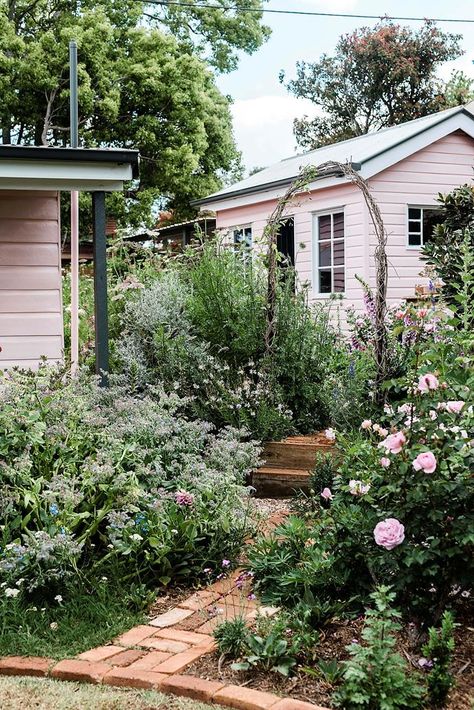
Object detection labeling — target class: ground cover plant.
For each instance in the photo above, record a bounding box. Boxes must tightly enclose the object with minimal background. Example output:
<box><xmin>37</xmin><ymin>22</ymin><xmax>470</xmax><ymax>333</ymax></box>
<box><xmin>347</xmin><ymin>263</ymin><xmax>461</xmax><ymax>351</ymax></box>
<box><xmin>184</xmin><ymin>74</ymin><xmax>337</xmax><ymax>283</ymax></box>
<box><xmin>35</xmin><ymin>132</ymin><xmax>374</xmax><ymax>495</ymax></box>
<box><xmin>0</xmin><ymin>367</ymin><xmax>259</xmax><ymax>656</ymax></box>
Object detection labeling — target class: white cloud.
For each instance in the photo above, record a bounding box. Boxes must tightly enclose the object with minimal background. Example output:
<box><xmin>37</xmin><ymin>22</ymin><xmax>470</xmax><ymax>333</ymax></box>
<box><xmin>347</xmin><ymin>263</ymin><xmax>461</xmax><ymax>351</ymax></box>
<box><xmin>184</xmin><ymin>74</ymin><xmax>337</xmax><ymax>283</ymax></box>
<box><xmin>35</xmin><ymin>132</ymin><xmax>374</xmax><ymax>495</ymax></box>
<box><xmin>231</xmin><ymin>95</ymin><xmax>321</xmax><ymax>170</ymax></box>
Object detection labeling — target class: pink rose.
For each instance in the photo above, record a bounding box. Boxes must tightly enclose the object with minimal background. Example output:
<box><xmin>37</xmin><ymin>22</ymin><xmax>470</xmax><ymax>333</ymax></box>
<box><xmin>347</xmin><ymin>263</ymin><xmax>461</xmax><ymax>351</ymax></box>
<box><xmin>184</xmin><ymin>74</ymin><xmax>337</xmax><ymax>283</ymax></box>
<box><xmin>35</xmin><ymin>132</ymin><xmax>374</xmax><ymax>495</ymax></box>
<box><xmin>377</xmin><ymin>428</ymin><xmax>389</xmax><ymax>438</ymax></box>
<box><xmin>349</xmin><ymin>480</ymin><xmax>370</xmax><ymax>496</ymax></box>
<box><xmin>380</xmin><ymin>457</ymin><xmax>391</xmax><ymax>468</ymax></box>
<box><xmin>374</xmin><ymin>518</ymin><xmax>405</xmax><ymax>550</ymax></box>
<box><xmin>446</xmin><ymin>401</ymin><xmax>465</xmax><ymax>414</ymax></box>
<box><xmin>361</xmin><ymin>419</ymin><xmax>372</xmax><ymax>430</ymax></box>
<box><xmin>412</xmin><ymin>451</ymin><xmax>437</xmax><ymax>474</ymax></box>
<box><xmin>321</xmin><ymin>487</ymin><xmax>333</xmax><ymax>501</ymax></box>
<box><xmin>417</xmin><ymin>373</ymin><xmax>439</xmax><ymax>393</ymax></box>
<box><xmin>380</xmin><ymin>431</ymin><xmax>406</xmax><ymax>454</ymax></box>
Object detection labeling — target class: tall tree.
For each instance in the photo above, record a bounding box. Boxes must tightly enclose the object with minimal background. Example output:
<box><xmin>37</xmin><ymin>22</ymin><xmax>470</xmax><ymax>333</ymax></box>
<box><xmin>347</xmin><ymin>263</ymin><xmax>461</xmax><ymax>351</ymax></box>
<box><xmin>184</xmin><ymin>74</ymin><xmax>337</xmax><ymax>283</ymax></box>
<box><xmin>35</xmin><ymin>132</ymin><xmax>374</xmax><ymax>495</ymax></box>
<box><xmin>0</xmin><ymin>0</ymin><xmax>270</xmax><ymax>222</ymax></box>
<box><xmin>281</xmin><ymin>20</ymin><xmax>463</xmax><ymax>151</ymax></box>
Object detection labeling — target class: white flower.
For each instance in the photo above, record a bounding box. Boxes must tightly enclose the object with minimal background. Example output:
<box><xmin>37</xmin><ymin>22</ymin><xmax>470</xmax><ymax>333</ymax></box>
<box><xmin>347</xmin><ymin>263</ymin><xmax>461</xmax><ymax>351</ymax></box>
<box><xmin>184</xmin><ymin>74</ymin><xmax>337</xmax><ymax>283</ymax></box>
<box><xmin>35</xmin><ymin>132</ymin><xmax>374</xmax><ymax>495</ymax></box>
<box><xmin>325</xmin><ymin>428</ymin><xmax>336</xmax><ymax>441</ymax></box>
<box><xmin>50</xmin><ymin>622</ymin><xmax>58</xmax><ymax>630</ymax></box>
<box><xmin>54</xmin><ymin>595</ymin><xmax>63</xmax><ymax>603</ymax></box>
<box><xmin>130</xmin><ymin>534</ymin><xmax>143</xmax><ymax>542</ymax></box>
<box><xmin>5</xmin><ymin>588</ymin><xmax>20</xmax><ymax>598</ymax></box>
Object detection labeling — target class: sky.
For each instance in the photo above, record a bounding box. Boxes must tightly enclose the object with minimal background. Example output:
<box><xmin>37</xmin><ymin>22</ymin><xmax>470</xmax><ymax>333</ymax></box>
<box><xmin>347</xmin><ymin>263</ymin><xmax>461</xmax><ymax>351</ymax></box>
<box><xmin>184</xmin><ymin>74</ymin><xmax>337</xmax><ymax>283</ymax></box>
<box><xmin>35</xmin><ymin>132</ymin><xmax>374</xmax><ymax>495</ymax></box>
<box><xmin>215</xmin><ymin>0</ymin><xmax>474</xmax><ymax>171</ymax></box>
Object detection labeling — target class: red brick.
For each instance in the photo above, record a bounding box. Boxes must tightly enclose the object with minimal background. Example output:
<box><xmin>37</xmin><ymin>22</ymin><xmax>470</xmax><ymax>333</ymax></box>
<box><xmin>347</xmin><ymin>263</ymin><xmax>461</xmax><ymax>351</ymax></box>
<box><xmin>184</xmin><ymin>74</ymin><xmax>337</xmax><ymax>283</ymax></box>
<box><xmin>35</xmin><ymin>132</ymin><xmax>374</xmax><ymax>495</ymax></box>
<box><xmin>0</xmin><ymin>656</ymin><xmax>52</xmax><ymax>677</ymax></box>
<box><xmin>77</xmin><ymin>645</ymin><xmax>124</xmax><ymax>662</ymax></box>
<box><xmin>106</xmin><ymin>649</ymin><xmax>147</xmax><ymax>667</ymax></box>
<box><xmin>213</xmin><ymin>684</ymin><xmax>279</xmax><ymax>710</ymax></box>
<box><xmin>272</xmin><ymin>699</ymin><xmax>330</xmax><ymax>710</ymax></box>
<box><xmin>154</xmin><ymin>629</ymin><xmax>214</xmax><ymax>646</ymax></box>
<box><xmin>179</xmin><ymin>590</ymin><xmax>220</xmax><ymax>611</ymax></box>
<box><xmin>103</xmin><ymin>666</ymin><xmax>166</xmax><ymax>689</ymax></box>
<box><xmin>115</xmin><ymin>625</ymin><xmax>156</xmax><ymax>646</ymax></box>
<box><xmin>140</xmin><ymin>638</ymin><xmax>189</xmax><ymax>653</ymax></box>
<box><xmin>127</xmin><ymin>651</ymin><xmax>172</xmax><ymax>670</ymax></box>
<box><xmin>152</xmin><ymin>646</ymin><xmax>211</xmax><ymax>674</ymax></box>
<box><xmin>148</xmin><ymin>608</ymin><xmax>194</xmax><ymax>628</ymax></box>
<box><xmin>161</xmin><ymin>674</ymin><xmax>226</xmax><ymax>702</ymax></box>
<box><xmin>51</xmin><ymin>659</ymin><xmax>110</xmax><ymax>684</ymax></box>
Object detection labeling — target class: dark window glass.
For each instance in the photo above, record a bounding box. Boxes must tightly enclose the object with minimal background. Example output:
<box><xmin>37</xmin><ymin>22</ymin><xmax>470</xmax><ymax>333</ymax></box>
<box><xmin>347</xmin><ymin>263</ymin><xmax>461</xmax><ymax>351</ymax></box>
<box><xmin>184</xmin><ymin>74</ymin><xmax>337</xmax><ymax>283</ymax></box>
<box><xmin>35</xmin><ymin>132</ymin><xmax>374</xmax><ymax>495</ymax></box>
<box><xmin>319</xmin><ymin>241</ymin><xmax>331</xmax><ymax>267</ymax></box>
<box><xmin>319</xmin><ymin>270</ymin><xmax>332</xmax><ymax>293</ymax></box>
<box><xmin>408</xmin><ymin>221</ymin><xmax>421</xmax><ymax>233</ymax></box>
<box><xmin>333</xmin><ymin>268</ymin><xmax>345</xmax><ymax>293</ymax></box>
<box><xmin>408</xmin><ymin>207</ymin><xmax>421</xmax><ymax>220</ymax></box>
<box><xmin>333</xmin><ymin>239</ymin><xmax>344</xmax><ymax>265</ymax></box>
<box><xmin>408</xmin><ymin>232</ymin><xmax>422</xmax><ymax>247</ymax></box>
<box><xmin>333</xmin><ymin>212</ymin><xmax>344</xmax><ymax>239</ymax></box>
<box><xmin>422</xmin><ymin>209</ymin><xmax>443</xmax><ymax>245</ymax></box>
<box><xmin>318</xmin><ymin>215</ymin><xmax>331</xmax><ymax>241</ymax></box>
<box><xmin>234</xmin><ymin>227</ymin><xmax>252</xmax><ymax>248</ymax></box>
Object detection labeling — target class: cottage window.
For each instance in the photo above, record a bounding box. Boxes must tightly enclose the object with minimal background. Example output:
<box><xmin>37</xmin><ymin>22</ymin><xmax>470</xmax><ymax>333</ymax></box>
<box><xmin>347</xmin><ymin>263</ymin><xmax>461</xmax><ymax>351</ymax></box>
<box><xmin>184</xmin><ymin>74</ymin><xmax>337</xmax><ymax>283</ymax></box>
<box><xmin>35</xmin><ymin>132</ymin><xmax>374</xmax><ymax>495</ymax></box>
<box><xmin>407</xmin><ymin>207</ymin><xmax>443</xmax><ymax>248</ymax></box>
<box><xmin>233</xmin><ymin>225</ymin><xmax>252</xmax><ymax>249</ymax></box>
<box><xmin>314</xmin><ymin>211</ymin><xmax>345</xmax><ymax>294</ymax></box>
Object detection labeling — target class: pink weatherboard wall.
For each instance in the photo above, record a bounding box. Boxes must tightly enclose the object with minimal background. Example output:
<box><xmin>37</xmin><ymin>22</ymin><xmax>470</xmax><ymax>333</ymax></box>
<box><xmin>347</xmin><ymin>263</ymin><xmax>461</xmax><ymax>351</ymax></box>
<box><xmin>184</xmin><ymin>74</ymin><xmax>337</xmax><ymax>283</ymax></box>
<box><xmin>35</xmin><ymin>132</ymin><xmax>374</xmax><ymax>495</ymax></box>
<box><xmin>0</xmin><ymin>190</ymin><xmax>63</xmax><ymax>369</ymax></box>
<box><xmin>214</xmin><ymin>130</ymin><xmax>474</xmax><ymax>316</ymax></box>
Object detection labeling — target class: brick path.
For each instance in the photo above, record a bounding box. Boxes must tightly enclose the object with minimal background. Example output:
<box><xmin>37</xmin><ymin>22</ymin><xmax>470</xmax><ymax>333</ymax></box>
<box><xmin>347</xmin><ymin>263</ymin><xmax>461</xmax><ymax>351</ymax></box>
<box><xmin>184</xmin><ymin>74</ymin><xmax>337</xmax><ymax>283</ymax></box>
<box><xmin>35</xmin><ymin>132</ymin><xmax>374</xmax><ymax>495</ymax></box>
<box><xmin>0</xmin><ymin>512</ymin><xmax>330</xmax><ymax>710</ymax></box>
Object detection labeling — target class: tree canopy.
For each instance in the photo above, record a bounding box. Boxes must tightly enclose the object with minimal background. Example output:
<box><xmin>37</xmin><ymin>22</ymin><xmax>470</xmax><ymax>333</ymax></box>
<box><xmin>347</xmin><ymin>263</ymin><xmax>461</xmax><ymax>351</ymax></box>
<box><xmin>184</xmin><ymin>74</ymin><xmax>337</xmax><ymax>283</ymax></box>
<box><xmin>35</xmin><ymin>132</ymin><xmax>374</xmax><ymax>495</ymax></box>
<box><xmin>0</xmin><ymin>0</ymin><xmax>270</xmax><ymax>223</ymax></box>
<box><xmin>281</xmin><ymin>20</ymin><xmax>465</xmax><ymax>151</ymax></box>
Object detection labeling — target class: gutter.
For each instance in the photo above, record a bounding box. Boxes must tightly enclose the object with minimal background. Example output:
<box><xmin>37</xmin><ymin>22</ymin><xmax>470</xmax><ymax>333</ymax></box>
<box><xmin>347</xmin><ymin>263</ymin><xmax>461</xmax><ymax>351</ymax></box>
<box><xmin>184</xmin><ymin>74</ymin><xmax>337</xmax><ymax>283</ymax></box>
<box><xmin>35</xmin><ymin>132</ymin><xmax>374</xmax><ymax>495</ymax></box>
<box><xmin>0</xmin><ymin>145</ymin><xmax>140</xmax><ymax>179</ymax></box>
<box><xmin>192</xmin><ymin>161</ymin><xmax>362</xmax><ymax>207</ymax></box>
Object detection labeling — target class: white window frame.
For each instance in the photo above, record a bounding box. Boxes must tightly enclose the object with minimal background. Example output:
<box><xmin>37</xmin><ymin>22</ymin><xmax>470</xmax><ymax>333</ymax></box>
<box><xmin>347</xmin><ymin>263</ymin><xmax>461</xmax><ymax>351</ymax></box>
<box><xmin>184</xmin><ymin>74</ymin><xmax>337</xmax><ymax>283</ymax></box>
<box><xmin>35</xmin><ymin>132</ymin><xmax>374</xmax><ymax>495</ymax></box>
<box><xmin>406</xmin><ymin>205</ymin><xmax>442</xmax><ymax>250</ymax></box>
<box><xmin>233</xmin><ymin>224</ymin><xmax>253</xmax><ymax>249</ymax></box>
<box><xmin>312</xmin><ymin>208</ymin><xmax>345</xmax><ymax>297</ymax></box>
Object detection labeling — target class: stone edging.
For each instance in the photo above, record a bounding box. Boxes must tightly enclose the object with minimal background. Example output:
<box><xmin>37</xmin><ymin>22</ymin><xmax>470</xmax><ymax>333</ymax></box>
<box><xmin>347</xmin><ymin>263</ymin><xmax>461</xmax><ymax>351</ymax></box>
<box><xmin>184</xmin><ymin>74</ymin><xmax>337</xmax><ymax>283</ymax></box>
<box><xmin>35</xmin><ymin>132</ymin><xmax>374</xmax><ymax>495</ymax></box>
<box><xmin>0</xmin><ymin>513</ymin><xmax>331</xmax><ymax>710</ymax></box>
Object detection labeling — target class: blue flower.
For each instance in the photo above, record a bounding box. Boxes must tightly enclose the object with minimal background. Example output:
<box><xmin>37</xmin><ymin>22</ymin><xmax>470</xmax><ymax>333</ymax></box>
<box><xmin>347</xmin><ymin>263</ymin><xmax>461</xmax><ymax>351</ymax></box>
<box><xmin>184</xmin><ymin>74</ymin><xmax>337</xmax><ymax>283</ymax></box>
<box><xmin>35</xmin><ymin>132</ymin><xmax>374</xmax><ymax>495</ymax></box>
<box><xmin>49</xmin><ymin>504</ymin><xmax>59</xmax><ymax>516</ymax></box>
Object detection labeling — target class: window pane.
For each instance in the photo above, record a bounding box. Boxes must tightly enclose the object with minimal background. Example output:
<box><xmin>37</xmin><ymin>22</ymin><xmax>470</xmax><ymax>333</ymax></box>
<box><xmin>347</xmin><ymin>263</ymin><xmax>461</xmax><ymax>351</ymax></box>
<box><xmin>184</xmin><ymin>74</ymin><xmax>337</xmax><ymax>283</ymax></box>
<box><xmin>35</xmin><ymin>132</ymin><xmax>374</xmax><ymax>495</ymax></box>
<box><xmin>408</xmin><ymin>221</ymin><xmax>421</xmax><ymax>233</ymax></box>
<box><xmin>408</xmin><ymin>207</ymin><xmax>421</xmax><ymax>220</ymax></box>
<box><xmin>319</xmin><ymin>269</ymin><xmax>331</xmax><ymax>293</ymax></box>
<box><xmin>318</xmin><ymin>215</ymin><xmax>331</xmax><ymax>241</ymax></box>
<box><xmin>319</xmin><ymin>241</ymin><xmax>331</xmax><ymax>267</ymax></box>
<box><xmin>422</xmin><ymin>209</ymin><xmax>443</xmax><ymax>245</ymax></box>
<box><xmin>233</xmin><ymin>228</ymin><xmax>243</xmax><ymax>244</ymax></box>
<box><xmin>333</xmin><ymin>268</ymin><xmax>344</xmax><ymax>293</ymax></box>
<box><xmin>333</xmin><ymin>212</ymin><xmax>344</xmax><ymax>240</ymax></box>
<box><xmin>333</xmin><ymin>239</ymin><xmax>344</xmax><ymax>265</ymax></box>
<box><xmin>408</xmin><ymin>232</ymin><xmax>422</xmax><ymax>247</ymax></box>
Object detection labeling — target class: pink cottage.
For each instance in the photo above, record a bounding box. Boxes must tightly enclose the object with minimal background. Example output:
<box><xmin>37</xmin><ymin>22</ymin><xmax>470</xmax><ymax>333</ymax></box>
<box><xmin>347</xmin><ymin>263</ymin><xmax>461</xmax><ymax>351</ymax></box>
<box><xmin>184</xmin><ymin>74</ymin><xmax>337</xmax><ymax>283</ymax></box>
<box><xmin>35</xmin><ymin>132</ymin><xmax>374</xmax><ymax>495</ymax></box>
<box><xmin>194</xmin><ymin>103</ymin><xmax>474</xmax><ymax>313</ymax></box>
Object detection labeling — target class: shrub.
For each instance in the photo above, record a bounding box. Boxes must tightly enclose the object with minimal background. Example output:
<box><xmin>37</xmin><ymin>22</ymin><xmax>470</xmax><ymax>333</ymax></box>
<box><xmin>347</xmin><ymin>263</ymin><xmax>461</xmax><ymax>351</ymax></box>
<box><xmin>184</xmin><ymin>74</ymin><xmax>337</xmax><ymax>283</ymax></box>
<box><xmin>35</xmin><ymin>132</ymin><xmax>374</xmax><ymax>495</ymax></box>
<box><xmin>333</xmin><ymin>587</ymin><xmax>425</xmax><ymax>709</ymax></box>
<box><xmin>214</xmin><ymin>616</ymin><xmax>249</xmax><ymax>658</ymax></box>
<box><xmin>0</xmin><ymin>368</ymin><xmax>260</xmax><ymax>599</ymax></box>
<box><xmin>422</xmin><ymin>611</ymin><xmax>456</xmax><ymax>707</ymax></box>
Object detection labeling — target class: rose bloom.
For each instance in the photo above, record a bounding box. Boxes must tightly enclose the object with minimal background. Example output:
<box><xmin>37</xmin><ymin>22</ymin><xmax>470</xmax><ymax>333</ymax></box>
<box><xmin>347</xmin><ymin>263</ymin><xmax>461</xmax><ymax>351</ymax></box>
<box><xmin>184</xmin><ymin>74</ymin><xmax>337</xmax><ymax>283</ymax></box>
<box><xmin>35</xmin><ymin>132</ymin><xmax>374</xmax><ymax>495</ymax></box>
<box><xmin>417</xmin><ymin>373</ymin><xmax>439</xmax><ymax>393</ymax></box>
<box><xmin>412</xmin><ymin>451</ymin><xmax>437</xmax><ymax>473</ymax></box>
<box><xmin>320</xmin><ymin>487</ymin><xmax>333</xmax><ymax>500</ymax></box>
<box><xmin>446</xmin><ymin>401</ymin><xmax>465</xmax><ymax>414</ymax></box>
<box><xmin>361</xmin><ymin>419</ymin><xmax>372</xmax><ymax>430</ymax></box>
<box><xmin>349</xmin><ymin>479</ymin><xmax>370</xmax><ymax>496</ymax></box>
<box><xmin>380</xmin><ymin>457</ymin><xmax>391</xmax><ymax>468</ymax></box>
<box><xmin>380</xmin><ymin>431</ymin><xmax>406</xmax><ymax>454</ymax></box>
<box><xmin>377</xmin><ymin>427</ymin><xmax>389</xmax><ymax>438</ymax></box>
<box><xmin>373</xmin><ymin>518</ymin><xmax>405</xmax><ymax>550</ymax></box>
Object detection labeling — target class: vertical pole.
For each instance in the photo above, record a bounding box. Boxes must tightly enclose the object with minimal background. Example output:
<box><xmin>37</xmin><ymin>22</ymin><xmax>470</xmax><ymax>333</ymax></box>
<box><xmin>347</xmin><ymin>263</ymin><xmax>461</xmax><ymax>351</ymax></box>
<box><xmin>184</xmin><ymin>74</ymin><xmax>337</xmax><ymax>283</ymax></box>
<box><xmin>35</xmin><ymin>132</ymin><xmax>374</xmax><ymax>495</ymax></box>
<box><xmin>69</xmin><ymin>40</ymin><xmax>80</xmax><ymax>375</ymax></box>
<box><xmin>92</xmin><ymin>191</ymin><xmax>109</xmax><ymax>386</ymax></box>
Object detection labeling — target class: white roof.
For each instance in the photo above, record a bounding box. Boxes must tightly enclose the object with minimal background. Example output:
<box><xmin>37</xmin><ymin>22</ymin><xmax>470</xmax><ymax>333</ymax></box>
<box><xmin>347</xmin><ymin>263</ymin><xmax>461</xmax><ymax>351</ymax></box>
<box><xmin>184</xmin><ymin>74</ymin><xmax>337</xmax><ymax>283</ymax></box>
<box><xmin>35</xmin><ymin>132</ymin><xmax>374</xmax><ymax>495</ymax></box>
<box><xmin>197</xmin><ymin>103</ymin><xmax>474</xmax><ymax>209</ymax></box>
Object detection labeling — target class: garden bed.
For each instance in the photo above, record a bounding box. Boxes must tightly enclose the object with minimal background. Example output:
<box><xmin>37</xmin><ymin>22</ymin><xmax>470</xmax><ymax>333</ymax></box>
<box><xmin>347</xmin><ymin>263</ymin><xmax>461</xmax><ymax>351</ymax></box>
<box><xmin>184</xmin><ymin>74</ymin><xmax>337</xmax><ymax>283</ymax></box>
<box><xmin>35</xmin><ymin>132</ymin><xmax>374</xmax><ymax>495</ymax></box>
<box><xmin>186</xmin><ymin>606</ymin><xmax>474</xmax><ymax>709</ymax></box>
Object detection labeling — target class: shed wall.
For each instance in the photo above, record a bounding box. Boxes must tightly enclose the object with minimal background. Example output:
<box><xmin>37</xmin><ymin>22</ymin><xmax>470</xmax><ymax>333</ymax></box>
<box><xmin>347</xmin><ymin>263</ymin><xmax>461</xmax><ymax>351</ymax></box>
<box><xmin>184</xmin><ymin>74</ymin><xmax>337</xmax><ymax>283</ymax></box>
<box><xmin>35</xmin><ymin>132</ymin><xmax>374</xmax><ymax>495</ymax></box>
<box><xmin>0</xmin><ymin>190</ymin><xmax>63</xmax><ymax>369</ymax></box>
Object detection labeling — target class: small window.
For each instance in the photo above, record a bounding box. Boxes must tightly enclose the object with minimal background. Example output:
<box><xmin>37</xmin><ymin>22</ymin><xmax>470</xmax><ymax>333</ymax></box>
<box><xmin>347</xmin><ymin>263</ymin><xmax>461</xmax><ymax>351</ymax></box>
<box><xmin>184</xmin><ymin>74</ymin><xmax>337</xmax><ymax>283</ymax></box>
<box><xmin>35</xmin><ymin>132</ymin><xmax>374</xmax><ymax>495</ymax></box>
<box><xmin>233</xmin><ymin>226</ymin><xmax>252</xmax><ymax>249</ymax></box>
<box><xmin>407</xmin><ymin>207</ymin><xmax>443</xmax><ymax>248</ymax></box>
<box><xmin>314</xmin><ymin>211</ymin><xmax>345</xmax><ymax>294</ymax></box>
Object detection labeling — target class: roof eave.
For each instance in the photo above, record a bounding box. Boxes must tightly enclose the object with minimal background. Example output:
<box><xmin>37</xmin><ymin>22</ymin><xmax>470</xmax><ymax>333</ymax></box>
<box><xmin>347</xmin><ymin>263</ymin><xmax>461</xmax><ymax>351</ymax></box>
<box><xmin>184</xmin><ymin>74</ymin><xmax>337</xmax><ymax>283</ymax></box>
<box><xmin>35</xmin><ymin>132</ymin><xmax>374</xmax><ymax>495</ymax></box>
<box><xmin>0</xmin><ymin>146</ymin><xmax>140</xmax><ymax>179</ymax></box>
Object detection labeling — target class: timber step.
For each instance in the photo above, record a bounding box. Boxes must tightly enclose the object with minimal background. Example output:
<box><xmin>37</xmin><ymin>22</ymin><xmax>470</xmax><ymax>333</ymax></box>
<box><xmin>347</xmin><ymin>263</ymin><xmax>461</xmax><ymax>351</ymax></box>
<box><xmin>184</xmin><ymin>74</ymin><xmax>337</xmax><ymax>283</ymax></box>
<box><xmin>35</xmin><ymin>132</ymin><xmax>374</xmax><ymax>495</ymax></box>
<box><xmin>252</xmin><ymin>466</ymin><xmax>311</xmax><ymax>498</ymax></box>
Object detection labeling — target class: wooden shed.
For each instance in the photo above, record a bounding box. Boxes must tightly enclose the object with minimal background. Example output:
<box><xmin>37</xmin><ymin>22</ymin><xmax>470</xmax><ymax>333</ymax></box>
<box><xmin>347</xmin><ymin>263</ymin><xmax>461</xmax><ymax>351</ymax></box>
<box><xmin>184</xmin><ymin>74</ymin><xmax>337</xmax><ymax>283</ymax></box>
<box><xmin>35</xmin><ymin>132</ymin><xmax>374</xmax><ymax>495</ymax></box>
<box><xmin>0</xmin><ymin>145</ymin><xmax>139</xmax><ymax>377</ymax></box>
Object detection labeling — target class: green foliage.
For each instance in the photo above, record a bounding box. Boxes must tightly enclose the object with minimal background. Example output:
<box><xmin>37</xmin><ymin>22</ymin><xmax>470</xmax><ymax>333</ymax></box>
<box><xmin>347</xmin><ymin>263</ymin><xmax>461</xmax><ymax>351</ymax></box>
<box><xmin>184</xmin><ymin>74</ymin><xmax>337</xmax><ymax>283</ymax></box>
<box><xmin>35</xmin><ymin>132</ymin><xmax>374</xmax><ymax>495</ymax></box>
<box><xmin>282</xmin><ymin>19</ymin><xmax>462</xmax><ymax>150</ymax></box>
<box><xmin>0</xmin><ymin>0</ymin><xmax>268</xmax><ymax>222</ymax></box>
<box><xmin>231</xmin><ymin>628</ymin><xmax>297</xmax><ymax>677</ymax></box>
<box><xmin>214</xmin><ymin>616</ymin><xmax>249</xmax><ymax>659</ymax></box>
<box><xmin>333</xmin><ymin>587</ymin><xmax>425</xmax><ymax>710</ymax></box>
<box><xmin>303</xmin><ymin>659</ymin><xmax>344</xmax><ymax>685</ymax></box>
<box><xmin>422</xmin><ymin>611</ymin><xmax>456</xmax><ymax>707</ymax></box>
<box><xmin>442</xmin><ymin>70</ymin><xmax>474</xmax><ymax>107</ymax></box>
<box><xmin>0</xmin><ymin>368</ymin><xmax>259</xmax><ymax>598</ymax></box>
<box><xmin>422</xmin><ymin>185</ymin><xmax>474</xmax><ymax>314</ymax></box>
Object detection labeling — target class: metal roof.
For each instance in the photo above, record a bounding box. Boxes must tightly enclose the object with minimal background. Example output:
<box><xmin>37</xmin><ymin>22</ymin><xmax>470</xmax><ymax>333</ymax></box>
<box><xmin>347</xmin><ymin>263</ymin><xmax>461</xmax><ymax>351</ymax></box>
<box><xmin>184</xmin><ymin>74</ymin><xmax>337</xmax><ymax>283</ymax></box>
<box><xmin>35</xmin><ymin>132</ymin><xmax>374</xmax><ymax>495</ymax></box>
<box><xmin>0</xmin><ymin>145</ymin><xmax>139</xmax><ymax>178</ymax></box>
<box><xmin>195</xmin><ymin>103</ymin><xmax>474</xmax><ymax>206</ymax></box>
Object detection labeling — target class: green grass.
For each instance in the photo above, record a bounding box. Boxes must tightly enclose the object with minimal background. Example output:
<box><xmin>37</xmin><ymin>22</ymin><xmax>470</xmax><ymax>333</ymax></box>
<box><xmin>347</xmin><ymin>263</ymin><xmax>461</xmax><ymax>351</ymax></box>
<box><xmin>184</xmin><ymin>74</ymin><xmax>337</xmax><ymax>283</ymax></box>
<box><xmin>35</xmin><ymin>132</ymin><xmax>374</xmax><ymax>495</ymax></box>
<box><xmin>0</xmin><ymin>582</ymin><xmax>145</xmax><ymax>660</ymax></box>
<box><xmin>0</xmin><ymin>677</ymin><xmax>215</xmax><ymax>709</ymax></box>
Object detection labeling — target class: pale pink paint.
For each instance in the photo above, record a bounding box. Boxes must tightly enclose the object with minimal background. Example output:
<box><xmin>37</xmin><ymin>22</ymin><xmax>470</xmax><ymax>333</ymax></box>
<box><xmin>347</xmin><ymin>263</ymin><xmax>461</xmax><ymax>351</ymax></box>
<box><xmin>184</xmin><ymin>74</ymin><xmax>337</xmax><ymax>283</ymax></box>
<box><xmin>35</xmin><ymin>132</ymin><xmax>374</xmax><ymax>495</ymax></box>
<box><xmin>213</xmin><ymin>130</ymin><xmax>474</xmax><ymax>315</ymax></box>
<box><xmin>0</xmin><ymin>190</ymin><xmax>63</xmax><ymax>369</ymax></box>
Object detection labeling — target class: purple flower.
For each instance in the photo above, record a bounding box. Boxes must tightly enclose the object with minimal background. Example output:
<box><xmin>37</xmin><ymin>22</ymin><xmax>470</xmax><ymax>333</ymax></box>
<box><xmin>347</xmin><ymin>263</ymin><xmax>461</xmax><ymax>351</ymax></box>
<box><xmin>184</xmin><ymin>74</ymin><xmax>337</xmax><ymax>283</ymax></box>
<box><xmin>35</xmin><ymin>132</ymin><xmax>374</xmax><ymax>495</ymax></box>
<box><xmin>247</xmin><ymin>593</ymin><xmax>256</xmax><ymax>601</ymax></box>
<box><xmin>175</xmin><ymin>490</ymin><xmax>195</xmax><ymax>506</ymax></box>
<box><xmin>221</xmin><ymin>559</ymin><xmax>231</xmax><ymax>568</ymax></box>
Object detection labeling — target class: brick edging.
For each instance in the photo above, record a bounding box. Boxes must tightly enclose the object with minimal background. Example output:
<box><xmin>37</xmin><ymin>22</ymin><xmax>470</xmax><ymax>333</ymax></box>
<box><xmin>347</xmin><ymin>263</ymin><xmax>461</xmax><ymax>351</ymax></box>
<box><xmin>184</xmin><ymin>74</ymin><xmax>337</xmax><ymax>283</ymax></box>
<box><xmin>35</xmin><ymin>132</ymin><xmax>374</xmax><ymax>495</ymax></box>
<box><xmin>0</xmin><ymin>657</ymin><xmax>331</xmax><ymax>710</ymax></box>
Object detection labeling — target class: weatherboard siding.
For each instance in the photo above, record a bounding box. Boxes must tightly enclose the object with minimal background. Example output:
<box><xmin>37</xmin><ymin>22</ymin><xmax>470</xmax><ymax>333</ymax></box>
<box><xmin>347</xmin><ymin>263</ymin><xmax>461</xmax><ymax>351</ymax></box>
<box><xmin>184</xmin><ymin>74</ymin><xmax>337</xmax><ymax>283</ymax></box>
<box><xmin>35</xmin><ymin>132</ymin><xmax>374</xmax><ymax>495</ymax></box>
<box><xmin>368</xmin><ymin>130</ymin><xmax>474</xmax><ymax>306</ymax></box>
<box><xmin>0</xmin><ymin>191</ymin><xmax>63</xmax><ymax>369</ymax></box>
